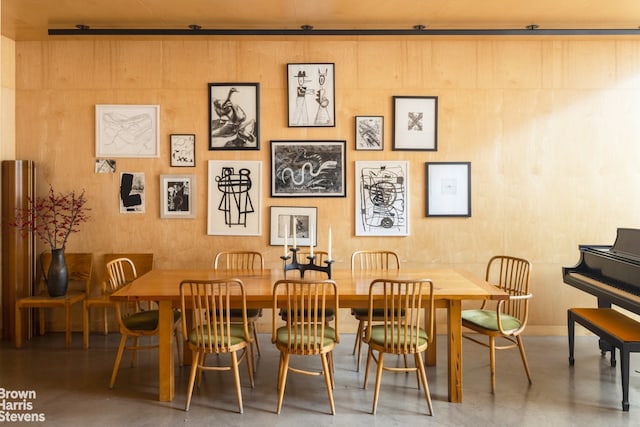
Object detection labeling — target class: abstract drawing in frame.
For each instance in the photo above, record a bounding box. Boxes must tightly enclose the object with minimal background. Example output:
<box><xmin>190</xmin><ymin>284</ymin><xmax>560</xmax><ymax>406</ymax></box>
<box><xmin>269</xmin><ymin>206</ymin><xmax>317</xmax><ymax>247</ymax></box>
<box><xmin>170</xmin><ymin>134</ymin><xmax>195</xmax><ymax>167</ymax></box>
<box><xmin>208</xmin><ymin>83</ymin><xmax>259</xmax><ymax>150</ymax></box>
<box><xmin>270</xmin><ymin>140</ymin><xmax>346</xmax><ymax>197</ymax></box>
<box><xmin>355</xmin><ymin>116</ymin><xmax>384</xmax><ymax>151</ymax></box>
<box><xmin>160</xmin><ymin>174</ymin><xmax>195</xmax><ymax>219</ymax></box>
<box><xmin>426</xmin><ymin>162</ymin><xmax>471</xmax><ymax>217</ymax></box>
<box><xmin>96</xmin><ymin>105</ymin><xmax>160</xmax><ymax>158</ymax></box>
<box><xmin>355</xmin><ymin>160</ymin><xmax>409</xmax><ymax>236</ymax></box>
<box><xmin>287</xmin><ymin>63</ymin><xmax>335</xmax><ymax>127</ymax></box>
<box><xmin>392</xmin><ymin>96</ymin><xmax>438</xmax><ymax>151</ymax></box>
<box><xmin>207</xmin><ymin>160</ymin><xmax>261</xmax><ymax>236</ymax></box>
<box><xmin>119</xmin><ymin>172</ymin><xmax>145</xmax><ymax>214</ymax></box>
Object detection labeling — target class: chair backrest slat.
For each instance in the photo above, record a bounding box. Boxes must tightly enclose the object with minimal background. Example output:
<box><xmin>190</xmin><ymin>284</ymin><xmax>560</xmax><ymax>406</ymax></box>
<box><xmin>351</xmin><ymin>250</ymin><xmax>400</xmax><ymax>272</ymax></box>
<box><xmin>214</xmin><ymin>251</ymin><xmax>264</xmax><ymax>273</ymax></box>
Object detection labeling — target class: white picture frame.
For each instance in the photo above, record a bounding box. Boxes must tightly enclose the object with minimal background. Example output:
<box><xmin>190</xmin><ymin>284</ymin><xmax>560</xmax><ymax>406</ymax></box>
<box><xmin>160</xmin><ymin>174</ymin><xmax>195</xmax><ymax>219</ymax></box>
<box><xmin>96</xmin><ymin>104</ymin><xmax>160</xmax><ymax>158</ymax></box>
<box><xmin>269</xmin><ymin>206</ymin><xmax>318</xmax><ymax>247</ymax></box>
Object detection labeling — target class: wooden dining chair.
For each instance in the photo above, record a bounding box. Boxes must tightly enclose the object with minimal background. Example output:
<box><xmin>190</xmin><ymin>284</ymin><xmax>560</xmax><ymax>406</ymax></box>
<box><xmin>214</xmin><ymin>251</ymin><xmax>264</xmax><ymax>368</ymax></box>
<box><xmin>272</xmin><ymin>278</ymin><xmax>340</xmax><ymax>415</ymax></box>
<box><xmin>180</xmin><ymin>279</ymin><xmax>254</xmax><ymax>412</ymax></box>
<box><xmin>108</xmin><ymin>257</ymin><xmax>181</xmax><ymax>388</ymax></box>
<box><xmin>350</xmin><ymin>250</ymin><xmax>400</xmax><ymax>371</ymax></box>
<box><xmin>15</xmin><ymin>252</ymin><xmax>93</xmax><ymax>348</ymax></box>
<box><xmin>363</xmin><ymin>278</ymin><xmax>435</xmax><ymax>415</ymax></box>
<box><xmin>296</xmin><ymin>250</ymin><xmax>328</xmax><ymax>264</ymax></box>
<box><xmin>461</xmin><ymin>255</ymin><xmax>533</xmax><ymax>393</ymax></box>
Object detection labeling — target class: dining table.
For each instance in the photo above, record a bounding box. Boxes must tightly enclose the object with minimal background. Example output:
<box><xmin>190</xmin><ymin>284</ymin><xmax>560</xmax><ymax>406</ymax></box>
<box><xmin>110</xmin><ymin>267</ymin><xmax>508</xmax><ymax>403</ymax></box>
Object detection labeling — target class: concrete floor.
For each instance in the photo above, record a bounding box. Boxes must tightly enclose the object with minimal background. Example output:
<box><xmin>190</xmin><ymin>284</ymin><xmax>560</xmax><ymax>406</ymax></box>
<box><xmin>1</xmin><ymin>332</ymin><xmax>639</xmax><ymax>426</ymax></box>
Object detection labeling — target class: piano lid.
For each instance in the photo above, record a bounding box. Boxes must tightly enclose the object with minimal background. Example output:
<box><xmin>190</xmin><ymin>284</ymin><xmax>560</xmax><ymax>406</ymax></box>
<box><xmin>610</xmin><ymin>228</ymin><xmax>640</xmax><ymax>259</ymax></box>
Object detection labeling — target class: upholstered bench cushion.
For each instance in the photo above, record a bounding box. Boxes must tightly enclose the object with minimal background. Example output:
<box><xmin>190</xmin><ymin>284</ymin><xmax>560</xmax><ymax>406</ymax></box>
<box><xmin>462</xmin><ymin>309</ymin><xmax>521</xmax><ymax>332</ymax></box>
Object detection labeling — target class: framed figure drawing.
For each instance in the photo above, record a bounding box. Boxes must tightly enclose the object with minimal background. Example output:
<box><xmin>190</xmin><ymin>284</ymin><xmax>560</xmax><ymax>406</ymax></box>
<box><xmin>119</xmin><ymin>172</ymin><xmax>145</xmax><ymax>213</ymax></box>
<box><xmin>207</xmin><ymin>160</ymin><xmax>261</xmax><ymax>235</ymax></box>
<box><xmin>355</xmin><ymin>116</ymin><xmax>384</xmax><ymax>150</ymax></box>
<box><xmin>160</xmin><ymin>174</ymin><xmax>195</xmax><ymax>219</ymax></box>
<box><xmin>170</xmin><ymin>134</ymin><xmax>195</xmax><ymax>167</ymax></box>
<box><xmin>392</xmin><ymin>96</ymin><xmax>438</xmax><ymax>151</ymax></box>
<box><xmin>270</xmin><ymin>140</ymin><xmax>346</xmax><ymax>197</ymax></box>
<box><xmin>355</xmin><ymin>161</ymin><xmax>409</xmax><ymax>236</ymax></box>
<box><xmin>96</xmin><ymin>105</ymin><xmax>160</xmax><ymax>158</ymax></box>
<box><xmin>208</xmin><ymin>83</ymin><xmax>259</xmax><ymax>150</ymax></box>
<box><xmin>426</xmin><ymin>162</ymin><xmax>471</xmax><ymax>217</ymax></box>
<box><xmin>287</xmin><ymin>63</ymin><xmax>335</xmax><ymax>127</ymax></box>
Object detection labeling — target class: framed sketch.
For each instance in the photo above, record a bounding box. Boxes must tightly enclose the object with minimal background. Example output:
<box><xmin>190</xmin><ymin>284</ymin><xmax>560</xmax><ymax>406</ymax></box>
<box><xmin>426</xmin><ymin>162</ymin><xmax>471</xmax><ymax>217</ymax></box>
<box><xmin>287</xmin><ymin>63</ymin><xmax>335</xmax><ymax>127</ymax></box>
<box><xmin>170</xmin><ymin>134</ymin><xmax>195</xmax><ymax>167</ymax></box>
<box><xmin>392</xmin><ymin>96</ymin><xmax>438</xmax><ymax>151</ymax></box>
<box><xmin>208</xmin><ymin>83</ymin><xmax>259</xmax><ymax>150</ymax></box>
<box><xmin>96</xmin><ymin>105</ymin><xmax>160</xmax><ymax>158</ymax></box>
<box><xmin>119</xmin><ymin>172</ymin><xmax>145</xmax><ymax>213</ymax></box>
<box><xmin>355</xmin><ymin>116</ymin><xmax>384</xmax><ymax>150</ymax></box>
<box><xmin>269</xmin><ymin>206</ymin><xmax>317</xmax><ymax>249</ymax></box>
<box><xmin>271</xmin><ymin>140</ymin><xmax>346</xmax><ymax>197</ymax></box>
<box><xmin>207</xmin><ymin>160</ymin><xmax>261</xmax><ymax>235</ymax></box>
<box><xmin>160</xmin><ymin>174</ymin><xmax>195</xmax><ymax>219</ymax></box>
<box><xmin>355</xmin><ymin>161</ymin><xmax>409</xmax><ymax>236</ymax></box>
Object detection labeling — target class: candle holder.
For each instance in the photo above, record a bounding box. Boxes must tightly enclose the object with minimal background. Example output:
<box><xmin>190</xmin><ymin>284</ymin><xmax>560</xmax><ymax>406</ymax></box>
<box><xmin>280</xmin><ymin>247</ymin><xmax>333</xmax><ymax>278</ymax></box>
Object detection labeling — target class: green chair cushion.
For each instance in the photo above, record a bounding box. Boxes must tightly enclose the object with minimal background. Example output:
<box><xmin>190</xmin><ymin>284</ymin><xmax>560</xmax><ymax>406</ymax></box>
<box><xmin>461</xmin><ymin>309</ymin><xmax>522</xmax><ymax>331</ymax></box>
<box><xmin>279</xmin><ymin>308</ymin><xmax>335</xmax><ymax>321</ymax></box>
<box><xmin>351</xmin><ymin>308</ymin><xmax>404</xmax><ymax>318</ymax></box>
<box><xmin>275</xmin><ymin>325</ymin><xmax>337</xmax><ymax>347</ymax></box>
<box><xmin>123</xmin><ymin>309</ymin><xmax>180</xmax><ymax>331</ymax></box>
<box><xmin>368</xmin><ymin>325</ymin><xmax>428</xmax><ymax>347</ymax></box>
<box><xmin>188</xmin><ymin>323</ymin><xmax>252</xmax><ymax>346</ymax></box>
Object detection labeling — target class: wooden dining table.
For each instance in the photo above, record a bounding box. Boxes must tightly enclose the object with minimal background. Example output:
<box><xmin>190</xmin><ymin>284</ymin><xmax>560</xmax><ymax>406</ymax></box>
<box><xmin>110</xmin><ymin>267</ymin><xmax>507</xmax><ymax>403</ymax></box>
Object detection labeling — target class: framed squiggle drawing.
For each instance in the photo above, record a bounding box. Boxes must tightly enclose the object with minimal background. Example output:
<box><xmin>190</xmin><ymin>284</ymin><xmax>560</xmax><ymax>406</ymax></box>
<box><xmin>270</xmin><ymin>140</ymin><xmax>346</xmax><ymax>197</ymax></box>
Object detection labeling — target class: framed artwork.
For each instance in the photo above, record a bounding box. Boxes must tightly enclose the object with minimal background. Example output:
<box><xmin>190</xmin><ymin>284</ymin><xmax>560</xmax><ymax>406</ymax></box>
<box><xmin>287</xmin><ymin>63</ymin><xmax>335</xmax><ymax>127</ymax></box>
<box><xmin>170</xmin><ymin>134</ymin><xmax>195</xmax><ymax>167</ymax></box>
<box><xmin>95</xmin><ymin>159</ymin><xmax>116</xmax><ymax>173</ymax></box>
<box><xmin>355</xmin><ymin>161</ymin><xmax>409</xmax><ymax>236</ymax></box>
<box><xmin>207</xmin><ymin>160</ymin><xmax>261</xmax><ymax>235</ymax></box>
<box><xmin>270</xmin><ymin>140</ymin><xmax>346</xmax><ymax>197</ymax></box>
<box><xmin>426</xmin><ymin>162</ymin><xmax>471</xmax><ymax>217</ymax></box>
<box><xmin>392</xmin><ymin>96</ymin><xmax>438</xmax><ymax>151</ymax></box>
<box><xmin>269</xmin><ymin>206</ymin><xmax>317</xmax><ymax>249</ymax></box>
<box><xmin>160</xmin><ymin>174</ymin><xmax>195</xmax><ymax>219</ymax></box>
<box><xmin>95</xmin><ymin>105</ymin><xmax>160</xmax><ymax>158</ymax></box>
<box><xmin>119</xmin><ymin>172</ymin><xmax>145</xmax><ymax>214</ymax></box>
<box><xmin>355</xmin><ymin>116</ymin><xmax>384</xmax><ymax>150</ymax></box>
<box><xmin>208</xmin><ymin>83</ymin><xmax>259</xmax><ymax>150</ymax></box>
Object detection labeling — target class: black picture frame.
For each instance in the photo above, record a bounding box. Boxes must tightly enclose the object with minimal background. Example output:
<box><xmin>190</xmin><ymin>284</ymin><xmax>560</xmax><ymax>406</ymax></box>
<box><xmin>287</xmin><ymin>63</ymin><xmax>335</xmax><ymax>127</ymax></box>
<box><xmin>169</xmin><ymin>134</ymin><xmax>195</xmax><ymax>167</ymax></box>
<box><xmin>208</xmin><ymin>82</ymin><xmax>260</xmax><ymax>150</ymax></box>
<box><xmin>270</xmin><ymin>140</ymin><xmax>346</xmax><ymax>197</ymax></box>
<box><xmin>393</xmin><ymin>96</ymin><xmax>438</xmax><ymax>151</ymax></box>
<box><xmin>426</xmin><ymin>162</ymin><xmax>471</xmax><ymax>217</ymax></box>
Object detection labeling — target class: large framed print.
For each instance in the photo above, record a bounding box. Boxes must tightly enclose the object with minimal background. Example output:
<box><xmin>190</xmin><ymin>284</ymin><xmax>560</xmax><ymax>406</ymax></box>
<box><xmin>170</xmin><ymin>134</ymin><xmax>195</xmax><ymax>167</ymax></box>
<box><xmin>271</xmin><ymin>140</ymin><xmax>346</xmax><ymax>197</ymax></box>
<box><xmin>392</xmin><ymin>96</ymin><xmax>438</xmax><ymax>151</ymax></box>
<box><xmin>96</xmin><ymin>105</ymin><xmax>160</xmax><ymax>158</ymax></box>
<box><xmin>287</xmin><ymin>63</ymin><xmax>335</xmax><ymax>127</ymax></box>
<box><xmin>207</xmin><ymin>160</ymin><xmax>261</xmax><ymax>235</ymax></box>
<box><xmin>269</xmin><ymin>206</ymin><xmax>317</xmax><ymax>248</ymax></box>
<box><xmin>426</xmin><ymin>162</ymin><xmax>471</xmax><ymax>217</ymax></box>
<box><xmin>208</xmin><ymin>83</ymin><xmax>259</xmax><ymax>150</ymax></box>
<box><xmin>355</xmin><ymin>161</ymin><xmax>409</xmax><ymax>236</ymax></box>
<box><xmin>355</xmin><ymin>116</ymin><xmax>384</xmax><ymax>151</ymax></box>
<box><xmin>160</xmin><ymin>174</ymin><xmax>195</xmax><ymax>219</ymax></box>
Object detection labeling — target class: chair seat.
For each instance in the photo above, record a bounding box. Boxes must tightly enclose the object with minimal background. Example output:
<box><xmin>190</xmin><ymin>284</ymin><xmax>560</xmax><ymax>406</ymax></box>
<box><xmin>123</xmin><ymin>309</ymin><xmax>180</xmax><ymax>331</ymax></box>
<box><xmin>275</xmin><ymin>325</ymin><xmax>337</xmax><ymax>347</ymax></box>
<box><xmin>188</xmin><ymin>324</ymin><xmax>253</xmax><ymax>346</ymax></box>
<box><xmin>279</xmin><ymin>308</ymin><xmax>335</xmax><ymax>320</ymax></box>
<box><xmin>350</xmin><ymin>307</ymin><xmax>404</xmax><ymax>318</ymax></box>
<box><xmin>462</xmin><ymin>309</ymin><xmax>521</xmax><ymax>332</ymax></box>
<box><xmin>368</xmin><ymin>324</ymin><xmax>428</xmax><ymax>347</ymax></box>
<box><xmin>219</xmin><ymin>308</ymin><xmax>262</xmax><ymax>319</ymax></box>
<box><xmin>17</xmin><ymin>291</ymin><xmax>85</xmax><ymax>307</ymax></box>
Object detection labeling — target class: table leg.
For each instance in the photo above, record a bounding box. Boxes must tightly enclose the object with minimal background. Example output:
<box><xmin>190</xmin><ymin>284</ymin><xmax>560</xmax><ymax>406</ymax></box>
<box><xmin>158</xmin><ymin>300</ymin><xmax>175</xmax><ymax>402</ymax></box>
<box><xmin>447</xmin><ymin>299</ymin><xmax>462</xmax><ymax>403</ymax></box>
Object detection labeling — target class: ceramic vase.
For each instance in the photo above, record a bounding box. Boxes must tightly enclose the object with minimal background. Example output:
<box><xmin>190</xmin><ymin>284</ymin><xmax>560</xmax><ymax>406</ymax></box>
<box><xmin>46</xmin><ymin>248</ymin><xmax>68</xmax><ymax>297</ymax></box>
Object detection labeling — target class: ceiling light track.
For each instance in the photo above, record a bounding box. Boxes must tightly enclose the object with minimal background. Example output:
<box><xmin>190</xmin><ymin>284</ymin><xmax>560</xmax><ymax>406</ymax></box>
<box><xmin>49</xmin><ymin>26</ymin><xmax>640</xmax><ymax>37</ymax></box>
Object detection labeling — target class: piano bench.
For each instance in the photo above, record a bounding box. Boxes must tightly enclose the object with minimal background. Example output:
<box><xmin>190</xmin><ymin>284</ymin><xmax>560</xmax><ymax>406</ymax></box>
<box><xmin>568</xmin><ymin>307</ymin><xmax>640</xmax><ymax>411</ymax></box>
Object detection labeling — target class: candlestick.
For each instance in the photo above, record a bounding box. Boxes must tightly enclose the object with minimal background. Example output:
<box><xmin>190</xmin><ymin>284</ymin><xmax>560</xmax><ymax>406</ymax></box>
<box><xmin>328</xmin><ymin>225</ymin><xmax>332</xmax><ymax>261</ymax></box>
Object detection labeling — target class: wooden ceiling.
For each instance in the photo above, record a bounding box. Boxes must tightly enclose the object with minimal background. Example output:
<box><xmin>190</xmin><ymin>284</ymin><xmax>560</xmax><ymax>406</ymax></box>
<box><xmin>3</xmin><ymin>0</ymin><xmax>640</xmax><ymax>40</ymax></box>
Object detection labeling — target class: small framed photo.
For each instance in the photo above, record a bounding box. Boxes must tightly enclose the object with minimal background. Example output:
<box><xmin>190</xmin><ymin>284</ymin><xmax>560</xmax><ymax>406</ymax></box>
<box><xmin>287</xmin><ymin>63</ymin><xmax>335</xmax><ymax>127</ymax></box>
<box><xmin>208</xmin><ymin>83</ymin><xmax>260</xmax><ymax>150</ymax></box>
<box><xmin>160</xmin><ymin>174</ymin><xmax>195</xmax><ymax>219</ymax></box>
<box><xmin>96</xmin><ymin>105</ymin><xmax>160</xmax><ymax>158</ymax></box>
<box><xmin>270</xmin><ymin>206</ymin><xmax>318</xmax><ymax>247</ymax></box>
<box><xmin>355</xmin><ymin>116</ymin><xmax>384</xmax><ymax>150</ymax></box>
<box><xmin>270</xmin><ymin>140</ymin><xmax>346</xmax><ymax>197</ymax></box>
<box><xmin>426</xmin><ymin>162</ymin><xmax>471</xmax><ymax>217</ymax></box>
<box><xmin>170</xmin><ymin>134</ymin><xmax>195</xmax><ymax>167</ymax></box>
<box><xmin>392</xmin><ymin>96</ymin><xmax>438</xmax><ymax>151</ymax></box>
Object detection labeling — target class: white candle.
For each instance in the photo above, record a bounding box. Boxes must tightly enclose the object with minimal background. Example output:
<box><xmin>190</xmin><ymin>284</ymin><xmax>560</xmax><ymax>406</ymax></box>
<box><xmin>328</xmin><ymin>225</ymin><xmax>332</xmax><ymax>261</ymax></box>
<box><xmin>283</xmin><ymin>223</ymin><xmax>288</xmax><ymax>257</ymax></box>
<box><xmin>309</xmin><ymin>223</ymin><xmax>314</xmax><ymax>257</ymax></box>
<box><xmin>292</xmin><ymin>218</ymin><xmax>297</xmax><ymax>249</ymax></box>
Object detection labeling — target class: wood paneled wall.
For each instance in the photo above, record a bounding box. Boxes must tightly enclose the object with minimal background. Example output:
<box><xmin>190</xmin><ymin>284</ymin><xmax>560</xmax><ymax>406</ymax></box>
<box><xmin>12</xmin><ymin>36</ymin><xmax>640</xmax><ymax>334</ymax></box>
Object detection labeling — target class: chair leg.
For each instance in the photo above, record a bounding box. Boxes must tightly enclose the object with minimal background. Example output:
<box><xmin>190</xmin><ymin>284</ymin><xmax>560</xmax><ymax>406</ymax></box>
<box><xmin>231</xmin><ymin>350</ymin><xmax>244</xmax><ymax>414</ymax></box>
<box><xmin>320</xmin><ymin>352</ymin><xmax>336</xmax><ymax>415</ymax></box>
<box><xmin>415</xmin><ymin>353</ymin><xmax>434</xmax><ymax>416</ymax></box>
<box><xmin>252</xmin><ymin>322</ymin><xmax>261</xmax><ymax>356</ymax></box>
<box><xmin>102</xmin><ymin>306</ymin><xmax>109</xmax><ymax>335</ymax></box>
<box><xmin>65</xmin><ymin>302</ymin><xmax>72</xmax><ymax>347</ymax></box>
<box><xmin>109</xmin><ymin>334</ymin><xmax>128</xmax><ymax>388</ymax></box>
<box><xmin>516</xmin><ymin>335</ymin><xmax>533</xmax><ymax>384</ymax></box>
<box><xmin>184</xmin><ymin>351</ymin><xmax>200</xmax><ymax>411</ymax></box>
<box><xmin>245</xmin><ymin>347</ymin><xmax>255</xmax><ymax>387</ymax></box>
<box><xmin>15</xmin><ymin>305</ymin><xmax>23</xmax><ymax>349</ymax></box>
<box><xmin>371</xmin><ymin>351</ymin><xmax>385</xmax><ymax>415</ymax></box>
<box><xmin>355</xmin><ymin>319</ymin><xmax>365</xmax><ymax>372</ymax></box>
<box><xmin>130</xmin><ymin>337</ymin><xmax>139</xmax><ymax>367</ymax></box>
<box><xmin>276</xmin><ymin>352</ymin><xmax>290</xmax><ymax>414</ymax></box>
<box><xmin>83</xmin><ymin>302</ymin><xmax>89</xmax><ymax>349</ymax></box>
<box><xmin>363</xmin><ymin>345</ymin><xmax>373</xmax><ymax>389</ymax></box>
<box><xmin>38</xmin><ymin>308</ymin><xmax>45</xmax><ymax>336</ymax></box>
<box><xmin>489</xmin><ymin>336</ymin><xmax>496</xmax><ymax>393</ymax></box>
